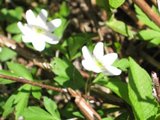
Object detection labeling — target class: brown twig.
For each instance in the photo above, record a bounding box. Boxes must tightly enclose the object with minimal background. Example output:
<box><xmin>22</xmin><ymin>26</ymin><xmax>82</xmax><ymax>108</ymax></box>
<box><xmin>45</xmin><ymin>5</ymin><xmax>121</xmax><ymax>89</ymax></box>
<box><xmin>121</xmin><ymin>2</ymin><xmax>144</xmax><ymax>28</ymax></box>
<box><xmin>151</xmin><ymin>0</ymin><xmax>157</xmax><ymax>6</ymax></box>
<box><xmin>140</xmin><ymin>51</ymin><xmax>160</xmax><ymax>69</ymax></box>
<box><xmin>132</xmin><ymin>0</ymin><xmax>160</xmax><ymax>27</ymax></box>
<box><xmin>0</xmin><ymin>74</ymin><xmax>65</xmax><ymax>93</ymax></box>
<box><xmin>151</xmin><ymin>72</ymin><xmax>160</xmax><ymax>102</ymax></box>
<box><xmin>0</xmin><ymin>74</ymin><xmax>102</xmax><ymax>119</ymax></box>
<box><xmin>68</xmin><ymin>88</ymin><xmax>102</xmax><ymax>120</ymax></box>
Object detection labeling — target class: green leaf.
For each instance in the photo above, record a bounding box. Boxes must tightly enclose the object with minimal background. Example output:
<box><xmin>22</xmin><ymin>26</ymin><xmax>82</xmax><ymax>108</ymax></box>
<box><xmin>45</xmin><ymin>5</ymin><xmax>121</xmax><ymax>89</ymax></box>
<box><xmin>51</xmin><ymin>57</ymin><xmax>85</xmax><ymax>89</ymax></box>
<box><xmin>128</xmin><ymin>57</ymin><xmax>158</xmax><ymax>119</ymax></box>
<box><xmin>106</xmin><ymin>17</ymin><xmax>134</xmax><ymax>37</ymax></box>
<box><xmin>8</xmin><ymin>7</ymin><xmax>23</xmax><ymax>21</ymax></box>
<box><xmin>2</xmin><ymin>95</ymin><xmax>15</xmax><ymax>118</ymax></box>
<box><xmin>12</xmin><ymin>34</ymin><xmax>22</xmax><ymax>42</ymax></box>
<box><xmin>93</xmin><ymin>75</ymin><xmax>130</xmax><ymax>104</ymax></box>
<box><xmin>6</xmin><ymin>22</ymin><xmax>21</xmax><ymax>34</ymax></box>
<box><xmin>22</xmin><ymin>106</ymin><xmax>53</xmax><ymax>120</ymax></box>
<box><xmin>43</xmin><ymin>97</ymin><xmax>60</xmax><ymax>119</ymax></box>
<box><xmin>59</xmin><ymin>1</ymin><xmax>70</xmax><ymax>17</ymax></box>
<box><xmin>0</xmin><ymin>8</ymin><xmax>8</xmax><ymax>21</ymax></box>
<box><xmin>7</xmin><ymin>62</ymin><xmax>33</xmax><ymax>80</ymax></box>
<box><xmin>0</xmin><ymin>70</ymin><xmax>18</xmax><ymax>84</ymax></box>
<box><xmin>113</xmin><ymin>58</ymin><xmax>129</xmax><ymax>71</ymax></box>
<box><xmin>72</xmin><ymin>111</ymin><xmax>84</xmax><ymax>118</ymax></box>
<box><xmin>51</xmin><ymin>58</ymin><xmax>69</xmax><ymax>77</ymax></box>
<box><xmin>139</xmin><ymin>29</ymin><xmax>160</xmax><ymax>40</ymax></box>
<box><xmin>31</xmin><ymin>86</ymin><xmax>41</xmax><ymax>100</ymax></box>
<box><xmin>135</xmin><ymin>5</ymin><xmax>160</xmax><ymax>31</ymax></box>
<box><xmin>14</xmin><ymin>84</ymin><xmax>31</xmax><ymax>118</ymax></box>
<box><xmin>102</xmin><ymin>117</ymin><xmax>114</xmax><ymax>120</ymax></box>
<box><xmin>0</xmin><ymin>47</ymin><xmax>17</xmax><ymax>62</ymax></box>
<box><xmin>54</xmin><ymin>18</ymin><xmax>68</xmax><ymax>38</ymax></box>
<box><xmin>156</xmin><ymin>113</ymin><xmax>160</xmax><ymax>120</ymax></box>
<box><xmin>109</xmin><ymin>0</ymin><xmax>125</xmax><ymax>9</ymax></box>
<box><xmin>67</xmin><ymin>33</ymin><xmax>93</xmax><ymax>60</ymax></box>
<box><xmin>54</xmin><ymin>76</ymin><xmax>69</xmax><ymax>86</ymax></box>
<box><xmin>150</xmin><ymin>38</ymin><xmax>160</xmax><ymax>46</ymax></box>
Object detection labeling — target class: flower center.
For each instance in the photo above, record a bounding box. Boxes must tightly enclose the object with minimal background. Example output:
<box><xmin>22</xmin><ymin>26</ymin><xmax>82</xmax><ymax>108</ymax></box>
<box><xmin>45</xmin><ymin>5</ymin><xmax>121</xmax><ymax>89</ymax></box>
<box><xmin>94</xmin><ymin>57</ymin><xmax>104</xmax><ymax>68</ymax></box>
<box><xmin>33</xmin><ymin>26</ymin><xmax>46</xmax><ymax>34</ymax></box>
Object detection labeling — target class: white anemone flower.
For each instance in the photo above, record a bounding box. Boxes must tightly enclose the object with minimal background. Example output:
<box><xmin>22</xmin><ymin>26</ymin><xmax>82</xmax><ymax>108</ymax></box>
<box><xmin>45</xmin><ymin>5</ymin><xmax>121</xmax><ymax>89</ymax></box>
<box><xmin>17</xmin><ymin>9</ymin><xmax>62</xmax><ymax>51</ymax></box>
<box><xmin>81</xmin><ymin>42</ymin><xmax>122</xmax><ymax>76</ymax></box>
<box><xmin>158</xmin><ymin>0</ymin><xmax>160</xmax><ymax>12</ymax></box>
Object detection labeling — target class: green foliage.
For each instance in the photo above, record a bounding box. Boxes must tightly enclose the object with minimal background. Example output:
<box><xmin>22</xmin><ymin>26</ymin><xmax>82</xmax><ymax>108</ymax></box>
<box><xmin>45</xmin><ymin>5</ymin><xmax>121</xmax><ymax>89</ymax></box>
<box><xmin>43</xmin><ymin>97</ymin><xmax>60</xmax><ymax>119</ymax></box>
<box><xmin>54</xmin><ymin>18</ymin><xmax>68</xmax><ymax>38</ymax></box>
<box><xmin>59</xmin><ymin>2</ymin><xmax>70</xmax><ymax>17</ymax></box>
<box><xmin>51</xmin><ymin>57</ymin><xmax>85</xmax><ymax>89</ymax></box>
<box><xmin>94</xmin><ymin>74</ymin><xmax>130</xmax><ymax>104</ymax></box>
<box><xmin>135</xmin><ymin>5</ymin><xmax>159</xmax><ymax>31</ymax></box>
<box><xmin>2</xmin><ymin>95</ymin><xmax>15</xmax><ymax>118</ymax></box>
<box><xmin>0</xmin><ymin>70</ymin><xmax>17</xmax><ymax>84</ymax></box>
<box><xmin>22</xmin><ymin>97</ymin><xmax>60</xmax><ymax>120</ymax></box>
<box><xmin>31</xmin><ymin>86</ymin><xmax>41</xmax><ymax>100</ymax></box>
<box><xmin>106</xmin><ymin>16</ymin><xmax>135</xmax><ymax>38</ymax></box>
<box><xmin>113</xmin><ymin>58</ymin><xmax>129</xmax><ymax>71</ymax></box>
<box><xmin>14</xmin><ymin>84</ymin><xmax>31</xmax><ymax>118</ymax></box>
<box><xmin>66</xmin><ymin>33</ymin><xmax>93</xmax><ymax>60</ymax></box>
<box><xmin>109</xmin><ymin>0</ymin><xmax>125</xmax><ymax>9</ymax></box>
<box><xmin>0</xmin><ymin>47</ymin><xmax>17</xmax><ymax>62</ymax></box>
<box><xmin>128</xmin><ymin>57</ymin><xmax>158</xmax><ymax>119</ymax></box>
<box><xmin>22</xmin><ymin>106</ymin><xmax>55</xmax><ymax>120</ymax></box>
<box><xmin>7</xmin><ymin>62</ymin><xmax>33</xmax><ymax>80</ymax></box>
<box><xmin>1</xmin><ymin>1</ymin><xmax>160</xmax><ymax>119</ymax></box>
<box><xmin>0</xmin><ymin>7</ymin><xmax>23</xmax><ymax>22</ymax></box>
<box><xmin>6</xmin><ymin>22</ymin><xmax>21</xmax><ymax>34</ymax></box>
<box><xmin>135</xmin><ymin>5</ymin><xmax>160</xmax><ymax>46</ymax></box>
<box><xmin>94</xmin><ymin>57</ymin><xmax>159</xmax><ymax>119</ymax></box>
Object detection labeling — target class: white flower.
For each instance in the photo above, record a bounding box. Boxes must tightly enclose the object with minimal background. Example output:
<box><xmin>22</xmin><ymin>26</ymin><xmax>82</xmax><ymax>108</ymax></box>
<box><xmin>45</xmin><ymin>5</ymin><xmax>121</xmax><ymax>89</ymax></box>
<box><xmin>17</xmin><ymin>9</ymin><xmax>62</xmax><ymax>51</ymax></box>
<box><xmin>81</xmin><ymin>42</ymin><xmax>122</xmax><ymax>76</ymax></box>
<box><xmin>158</xmin><ymin>0</ymin><xmax>160</xmax><ymax>12</ymax></box>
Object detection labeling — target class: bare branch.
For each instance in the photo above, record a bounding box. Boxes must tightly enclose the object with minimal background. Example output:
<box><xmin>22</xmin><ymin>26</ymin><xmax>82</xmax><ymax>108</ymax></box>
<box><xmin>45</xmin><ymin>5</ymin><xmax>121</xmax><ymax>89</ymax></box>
<box><xmin>68</xmin><ymin>88</ymin><xmax>102</xmax><ymax>120</ymax></box>
<box><xmin>0</xmin><ymin>74</ymin><xmax>65</xmax><ymax>93</ymax></box>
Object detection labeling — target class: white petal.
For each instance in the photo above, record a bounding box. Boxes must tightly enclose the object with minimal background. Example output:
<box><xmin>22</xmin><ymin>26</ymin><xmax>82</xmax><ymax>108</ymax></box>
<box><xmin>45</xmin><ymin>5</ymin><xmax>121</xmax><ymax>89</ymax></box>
<box><xmin>41</xmin><ymin>33</ymin><xmax>60</xmax><ymax>44</ymax></box>
<box><xmin>103</xmin><ymin>65</ymin><xmax>122</xmax><ymax>76</ymax></box>
<box><xmin>26</xmin><ymin>9</ymin><xmax>37</xmax><ymax>25</ymax></box>
<box><xmin>37</xmin><ymin>9</ymin><xmax>48</xmax><ymax>21</ymax></box>
<box><xmin>158</xmin><ymin>0</ymin><xmax>160</xmax><ymax>12</ymax></box>
<box><xmin>47</xmin><ymin>19</ymin><xmax>62</xmax><ymax>31</ymax></box>
<box><xmin>17</xmin><ymin>22</ymin><xmax>33</xmax><ymax>35</ymax></box>
<box><xmin>36</xmin><ymin>9</ymin><xmax>48</xmax><ymax>29</ymax></box>
<box><xmin>82</xmin><ymin>60</ymin><xmax>101</xmax><ymax>73</ymax></box>
<box><xmin>17</xmin><ymin>22</ymin><xmax>25</xmax><ymax>34</ymax></box>
<box><xmin>82</xmin><ymin>46</ymin><xmax>93</xmax><ymax>61</ymax></box>
<box><xmin>102</xmin><ymin>53</ymin><xmax>118</xmax><ymax>65</ymax></box>
<box><xmin>93</xmin><ymin>42</ymin><xmax>104</xmax><ymax>59</ymax></box>
<box><xmin>32</xmin><ymin>39</ymin><xmax>46</xmax><ymax>51</ymax></box>
<box><xmin>21</xmin><ymin>35</ymin><xmax>32</xmax><ymax>43</ymax></box>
